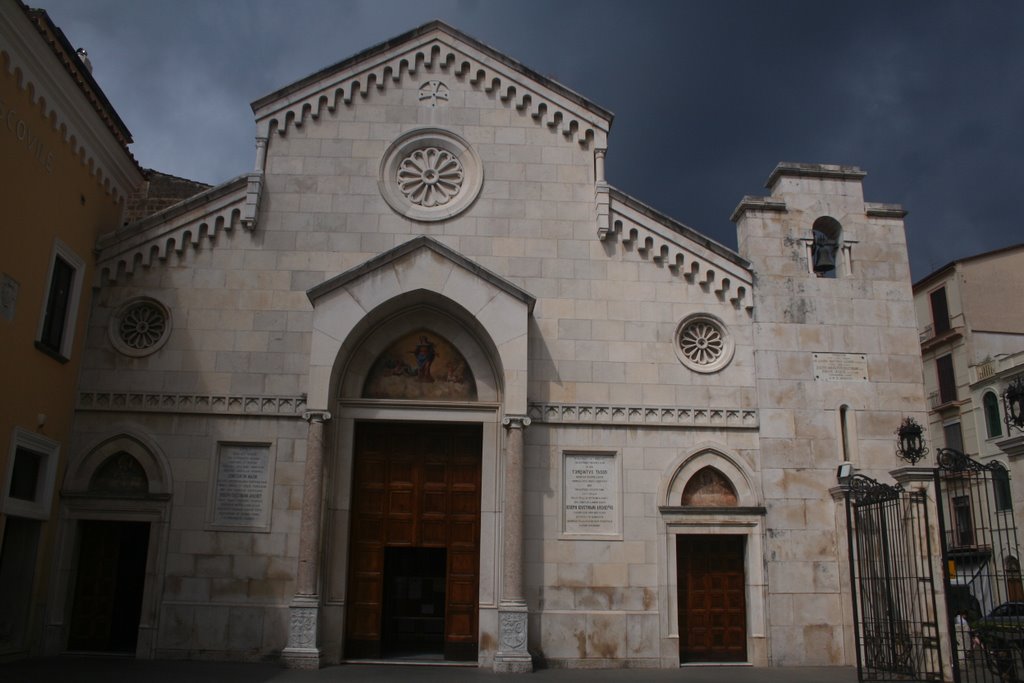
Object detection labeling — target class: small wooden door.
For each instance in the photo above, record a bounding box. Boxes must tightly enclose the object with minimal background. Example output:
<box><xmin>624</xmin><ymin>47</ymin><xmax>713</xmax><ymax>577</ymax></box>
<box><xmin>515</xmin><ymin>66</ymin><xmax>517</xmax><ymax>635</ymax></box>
<box><xmin>346</xmin><ymin>422</ymin><xmax>481</xmax><ymax>660</ymax></box>
<box><xmin>68</xmin><ymin>520</ymin><xmax>150</xmax><ymax>652</ymax></box>
<box><xmin>677</xmin><ymin>534</ymin><xmax>747</xmax><ymax>662</ymax></box>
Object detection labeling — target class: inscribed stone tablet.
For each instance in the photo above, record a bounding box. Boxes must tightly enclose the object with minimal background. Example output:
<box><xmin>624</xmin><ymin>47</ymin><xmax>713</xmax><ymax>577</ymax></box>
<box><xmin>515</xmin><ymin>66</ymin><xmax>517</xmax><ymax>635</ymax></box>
<box><xmin>813</xmin><ymin>352</ymin><xmax>868</xmax><ymax>381</ymax></box>
<box><xmin>212</xmin><ymin>443</ymin><xmax>272</xmax><ymax>529</ymax></box>
<box><xmin>563</xmin><ymin>452</ymin><xmax>619</xmax><ymax>535</ymax></box>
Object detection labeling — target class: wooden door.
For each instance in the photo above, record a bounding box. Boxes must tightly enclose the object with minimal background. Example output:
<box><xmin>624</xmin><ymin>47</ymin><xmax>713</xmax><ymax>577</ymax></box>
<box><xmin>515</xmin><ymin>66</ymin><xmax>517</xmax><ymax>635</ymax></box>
<box><xmin>677</xmin><ymin>534</ymin><xmax>746</xmax><ymax>662</ymax></box>
<box><xmin>345</xmin><ymin>422</ymin><xmax>481</xmax><ymax>660</ymax></box>
<box><xmin>68</xmin><ymin>520</ymin><xmax>150</xmax><ymax>652</ymax></box>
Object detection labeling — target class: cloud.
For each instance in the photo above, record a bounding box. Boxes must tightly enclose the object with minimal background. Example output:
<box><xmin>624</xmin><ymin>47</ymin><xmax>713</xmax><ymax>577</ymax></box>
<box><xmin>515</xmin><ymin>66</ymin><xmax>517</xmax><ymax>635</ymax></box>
<box><xmin>37</xmin><ymin>0</ymin><xmax>1024</xmax><ymax>279</ymax></box>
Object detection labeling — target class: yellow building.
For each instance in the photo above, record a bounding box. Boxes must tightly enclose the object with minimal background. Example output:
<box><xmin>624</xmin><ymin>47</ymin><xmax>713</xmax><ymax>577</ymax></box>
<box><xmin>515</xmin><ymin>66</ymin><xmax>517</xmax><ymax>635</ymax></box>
<box><xmin>0</xmin><ymin>1</ymin><xmax>142</xmax><ymax>657</ymax></box>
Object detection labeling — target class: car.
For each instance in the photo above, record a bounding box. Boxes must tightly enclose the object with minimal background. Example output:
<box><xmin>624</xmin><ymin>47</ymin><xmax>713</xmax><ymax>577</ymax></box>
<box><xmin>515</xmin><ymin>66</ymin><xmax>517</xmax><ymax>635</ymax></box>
<box><xmin>973</xmin><ymin>602</ymin><xmax>1024</xmax><ymax>681</ymax></box>
<box><xmin>975</xmin><ymin>602</ymin><xmax>1024</xmax><ymax>641</ymax></box>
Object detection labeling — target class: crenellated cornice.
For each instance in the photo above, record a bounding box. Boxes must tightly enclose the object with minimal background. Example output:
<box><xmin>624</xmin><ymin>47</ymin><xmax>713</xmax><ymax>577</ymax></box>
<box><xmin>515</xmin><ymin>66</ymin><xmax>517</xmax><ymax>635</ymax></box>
<box><xmin>94</xmin><ymin>173</ymin><xmax>262</xmax><ymax>285</ymax></box>
<box><xmin>599</xmin><ymin>188</ymin><xmax>754</xmax><ymax>313</ymax></box>
<box><xmin>528</xmin><ymin>402</ymin><xmax>758</xmax><ymax>429</ymax></box>
<box><xmin>251</xmin><ymin>22</ymin><xmax>611</xmax><ymax>149</ymax></box>
<box><xmin>78</xmin><ymin>391</ymin><xmax>307</xmax><ymax>417</ymax></box>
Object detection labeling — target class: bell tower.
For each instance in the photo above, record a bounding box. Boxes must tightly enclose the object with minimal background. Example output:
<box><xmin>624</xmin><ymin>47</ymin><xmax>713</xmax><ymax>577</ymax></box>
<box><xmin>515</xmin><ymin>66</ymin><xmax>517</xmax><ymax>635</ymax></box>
<box><xmin>731</xmin><ymin>162</ymin><xmax>928</xmax><ymax>665</ymax></box>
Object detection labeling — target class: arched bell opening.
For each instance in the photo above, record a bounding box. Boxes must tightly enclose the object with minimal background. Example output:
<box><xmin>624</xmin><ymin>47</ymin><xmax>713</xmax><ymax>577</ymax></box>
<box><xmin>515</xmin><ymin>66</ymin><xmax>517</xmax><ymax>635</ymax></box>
<box><xmin>811</xmin><ymin>216</ymin><xmax>843</xmax><ymax>278</ymax></box>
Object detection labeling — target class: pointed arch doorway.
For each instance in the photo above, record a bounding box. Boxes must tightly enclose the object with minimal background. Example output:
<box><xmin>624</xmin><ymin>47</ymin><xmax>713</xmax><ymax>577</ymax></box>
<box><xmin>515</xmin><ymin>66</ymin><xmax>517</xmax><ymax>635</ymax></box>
<box><xmin>659</xmin><ymin>448</ymin><xmax>769</xmax><ymax>666</ymax></box>
<box><xmin>44</xmin><ymin>433</ymin><xmax>172</xmax><ymax>657</ymax></box>
<box><xmin>676</xmin><ymin>467</ymin><xmax>746</xmax><ymax>662</ymax></box>
<box><xmin>304</xmin><ymin>236</ymin><xmax>534</xmax><ymax>667</ymax></box>
<box><xmin>323</xmin><ymin>310</ymin><xmax>507</xmax><ymax>664</ymax></box>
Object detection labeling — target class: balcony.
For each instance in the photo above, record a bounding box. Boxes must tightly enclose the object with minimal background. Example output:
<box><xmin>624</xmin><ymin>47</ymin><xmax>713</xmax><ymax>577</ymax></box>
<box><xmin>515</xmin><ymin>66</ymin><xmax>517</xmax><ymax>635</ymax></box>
<box><xmin>920</xmin><ymin>323</ymin><xmax>964</xmax><ymax>353</ymax></box>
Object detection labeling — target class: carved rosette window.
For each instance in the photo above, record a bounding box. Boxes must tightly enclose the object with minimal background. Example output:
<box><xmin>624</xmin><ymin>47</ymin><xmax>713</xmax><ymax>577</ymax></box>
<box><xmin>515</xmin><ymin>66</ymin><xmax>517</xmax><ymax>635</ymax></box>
<box><xmin>379</xmin><ymin>128</ymin><xmax>482</xmax><ymax>222</ymax></box>
<box><xmin>674</xmin><ymin>313</ymin><xmax>734</xmax><ymax>373</ymax></box>
<box><xmin>397</xmin><ymin>147</ymin><xmax>464</xmax><ymax>207</ymax></box>
<box><xmin>109</xmin><ymin>297</ymin><xmax>172</xmax><ymax>357</ymax></box>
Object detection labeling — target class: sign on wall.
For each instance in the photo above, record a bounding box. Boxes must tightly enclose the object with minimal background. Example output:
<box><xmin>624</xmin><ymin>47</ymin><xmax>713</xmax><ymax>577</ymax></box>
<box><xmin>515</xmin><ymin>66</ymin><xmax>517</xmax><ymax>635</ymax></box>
<box><xmin>813</xmin><ymin>352</ymin><xmax>868</xmax><ymax>381</ymax></box>
<box><xmin>210</xmin><ymin>443</ymin><xmax>273</xmax><ymax>531</ymax></box>
<box><xmin>562</xmin><ymin>450</ymin><xmax>621</xmax><ymax>538</ymax></box>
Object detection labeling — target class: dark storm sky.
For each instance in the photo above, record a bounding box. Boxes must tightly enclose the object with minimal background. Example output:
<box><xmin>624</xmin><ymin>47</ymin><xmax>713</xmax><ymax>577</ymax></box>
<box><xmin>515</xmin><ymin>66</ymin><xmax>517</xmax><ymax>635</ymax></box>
<box><xmin>35</xmin><ymin>0</ymin><xmax>1024</xmax><ymax>280</ymax></box>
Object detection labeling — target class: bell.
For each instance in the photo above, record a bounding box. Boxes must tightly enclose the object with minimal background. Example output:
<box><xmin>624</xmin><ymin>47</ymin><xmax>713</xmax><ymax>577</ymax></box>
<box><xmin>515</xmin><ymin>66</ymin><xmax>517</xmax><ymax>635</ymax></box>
<box><xmin>812</xmin><ymin>235</ymin><xmax>837</xmax><ymax>274</ymax></box>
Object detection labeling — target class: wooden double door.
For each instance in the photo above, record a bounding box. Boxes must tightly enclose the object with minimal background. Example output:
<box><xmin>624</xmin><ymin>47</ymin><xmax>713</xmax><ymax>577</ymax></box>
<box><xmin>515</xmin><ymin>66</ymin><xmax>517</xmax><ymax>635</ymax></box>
<box><xmin>346</xmin><ymin>422</ymin><xmax>481</xmax><ymax>661</ymax></box>
<box><xmin>677</xmin><ymin>534</ymin><xmax>747</xmax><ymax>663</ymax></box>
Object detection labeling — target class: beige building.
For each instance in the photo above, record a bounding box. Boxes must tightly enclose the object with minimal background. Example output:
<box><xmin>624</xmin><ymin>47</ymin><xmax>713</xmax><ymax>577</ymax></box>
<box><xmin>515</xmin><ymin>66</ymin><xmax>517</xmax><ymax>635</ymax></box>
<box><xmin>0</xmin><ymin>0</ymin><xmax>143</xmax><ymax>659</ymax></box>
<box><xmin>913</xmin><ymin>244</ymin><xmax>1024</xmax><ymax>527</ymax></box>
<box><xmin>46</xmin><ymin>22</ymin><xmax>928</xmax><ymax>670</ymax></box>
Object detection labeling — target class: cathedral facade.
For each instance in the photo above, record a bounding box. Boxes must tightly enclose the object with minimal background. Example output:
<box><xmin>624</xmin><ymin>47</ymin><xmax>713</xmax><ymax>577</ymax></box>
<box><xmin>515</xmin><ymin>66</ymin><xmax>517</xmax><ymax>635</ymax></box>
<box><xmin>50</xmin><ymin>22</ymin><xmax>926</xmax><ymax>670</ymax></box>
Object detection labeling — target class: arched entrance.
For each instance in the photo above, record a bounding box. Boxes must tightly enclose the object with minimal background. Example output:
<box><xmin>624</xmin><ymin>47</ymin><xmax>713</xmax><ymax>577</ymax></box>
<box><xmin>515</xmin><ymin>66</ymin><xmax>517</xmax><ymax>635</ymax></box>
<box><xmin>298</xmin><ymin>236</ymin><xmax>534</xmax><ymax>668</ymax></box>
<box><xmin>322</xmin><ymin>305</ymin><xmax>505</xmax><ymax>664</ymax></box>
<box><xmin>659</xmin><ymin>446</ymin><xmax>768</xmax><ymax>666</ymax></box>
<box><xmin>676</xmin><ymin>467</ymin><xmax>746</xmax><ymax>662</ymax></box>
<box><xmin>44</xmin><ymin>432</ymin><xmax>172</xmax><ymax>657</ymax></box>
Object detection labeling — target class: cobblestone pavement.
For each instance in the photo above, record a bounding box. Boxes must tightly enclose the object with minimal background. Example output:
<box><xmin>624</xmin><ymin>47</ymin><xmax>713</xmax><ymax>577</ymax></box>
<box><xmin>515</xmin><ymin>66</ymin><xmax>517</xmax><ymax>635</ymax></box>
<box><xmin>1</xmin><ymin>657</ymin><xmax>859</xmax><ymax>683</ymax></box>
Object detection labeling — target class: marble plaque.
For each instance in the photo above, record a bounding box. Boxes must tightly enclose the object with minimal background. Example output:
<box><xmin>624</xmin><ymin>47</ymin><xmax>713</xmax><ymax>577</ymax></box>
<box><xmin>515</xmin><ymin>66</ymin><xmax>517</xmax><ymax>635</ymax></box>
<box><xmin>212</xmin><ymin>443</ymin><xmax>272</xmax><ymax>529</ymax></box>
<box><xmin>563</xmin><ymin>452</ymin><xmax>619</xmax><ymax>535</ymax></box>
<box><xmin>813</xmin><ymin>352</ymin><xmax>868</xmax><ymax>381</ymax></box>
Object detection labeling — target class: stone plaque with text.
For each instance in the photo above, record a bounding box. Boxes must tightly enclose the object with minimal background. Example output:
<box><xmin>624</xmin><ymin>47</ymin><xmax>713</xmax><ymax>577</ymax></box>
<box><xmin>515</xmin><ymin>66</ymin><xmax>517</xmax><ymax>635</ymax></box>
<box><xmin>813</xmin><ymin>352</ymin><xmax>868</xmax><ymax>381</ymax></box>
<box><xmin>563</xmin><ymin>452</ymin><xmax>619</xmax><ymax>536</ymax></box>
<box><xmin>212</xmin><ymin>443</ymin><xmax>272</xmax><ymax>529</ymax></box>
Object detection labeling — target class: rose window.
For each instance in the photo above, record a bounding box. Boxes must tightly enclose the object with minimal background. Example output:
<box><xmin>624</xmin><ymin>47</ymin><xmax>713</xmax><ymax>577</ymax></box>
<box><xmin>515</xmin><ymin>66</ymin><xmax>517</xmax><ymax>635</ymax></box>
<box><xmin>109</xmin><ymin>297</ymin><xmax>172</xmax><ymax>357</ymax></box>
<box><xmin>397</xmin><ymin>147</ymin><xmax>464</xmax><ymax>207</ymax></box>
<box><xmin>680</xmin><ymin>320</ymin><xmax>724</xmax><ymax>365</ymax></box>
<box><xmin>379</xmin><ymin>129</ymin><xmax>482</xmax><ymax>222</ymax></box>
<box><xmin>674</xmin><ymin>314</ymin><xmax>734</xmax><ymax>373</ymax></box>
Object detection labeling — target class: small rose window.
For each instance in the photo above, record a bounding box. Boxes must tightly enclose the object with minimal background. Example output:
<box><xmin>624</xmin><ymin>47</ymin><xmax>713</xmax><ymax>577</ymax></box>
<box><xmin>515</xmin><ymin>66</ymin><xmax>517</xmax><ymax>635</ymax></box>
<box><xmin>397</xmin><ymin>147</ymin><xmax>464</xmax><ymax>207</ymax></box>
<box><xmin>674</xmin><ymin>313</ymin><xmax>734</xmax><ymax>373</ymax></box>
<box><xmin>109</xmin><ymin>297</ymin><xmax>172</xmax><ymax>357</ymax></box>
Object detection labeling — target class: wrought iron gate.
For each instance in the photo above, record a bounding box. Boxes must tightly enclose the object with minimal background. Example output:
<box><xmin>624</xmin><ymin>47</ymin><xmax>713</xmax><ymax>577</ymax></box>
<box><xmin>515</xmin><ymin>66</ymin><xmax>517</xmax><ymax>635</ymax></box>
<box><xmin>936</xmin><ymin>451</ymin><xmax>1023</xmax><ymax>683</ymax></box>
<box><xmin>846</xmin><ymin>474</ymin><xmax>944</xmax><ymax>681</ymax></box>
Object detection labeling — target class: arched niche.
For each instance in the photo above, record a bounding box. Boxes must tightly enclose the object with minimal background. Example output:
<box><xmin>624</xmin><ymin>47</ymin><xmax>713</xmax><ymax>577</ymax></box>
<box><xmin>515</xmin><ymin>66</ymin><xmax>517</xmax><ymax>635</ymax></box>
<box><xmin>337</xmin><ymin>298</ymin><xmax>500</xmax><ymax>404</ymax></box>
<box><xmin>89</xmin><ymin>451</ymin><xmax>149</xmax><ymax>496</ymax></box>
<box><xmin>661</xmin><ymin>444</ymin><xmax>758</xmax><ymax>509</ymax></box>
<box><xmin>306</xmin><ymin>236</ymin><xmax>533</xmax><ymax>413</ymax></box>
<box><xmin>361</xmin><ymin>328</ymin><xmax>478</xmax><ymax>401</ymax></box>
<box><xmin>63</xmin><ymin>431</ymin><xmax>171</xmax><ymax>496</ymax></box>
<box><xmin>681</xmin><ymin>466</ymin><xmax>738</xmax><ymax>507</ymax></box>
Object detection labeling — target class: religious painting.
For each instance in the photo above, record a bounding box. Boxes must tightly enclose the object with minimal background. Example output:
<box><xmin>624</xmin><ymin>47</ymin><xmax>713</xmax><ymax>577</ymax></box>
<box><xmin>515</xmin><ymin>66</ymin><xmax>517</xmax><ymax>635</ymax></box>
<box><xmin>362</xmin><ymin>330</ymin><xmax>477</xmax><ymax>401</ymax></box>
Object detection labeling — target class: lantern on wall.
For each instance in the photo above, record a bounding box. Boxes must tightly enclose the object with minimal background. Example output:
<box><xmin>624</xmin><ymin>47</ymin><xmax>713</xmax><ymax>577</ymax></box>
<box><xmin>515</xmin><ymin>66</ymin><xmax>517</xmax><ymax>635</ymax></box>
<box><xmin>1004</xmin><ymin>374</ymin><xmax>1024</xmax><ymax>432</ymax></box>
<box><xmin>895</xmin><ymin>417</ymin><xmax>929</xmax><ymax>465</ymax></box>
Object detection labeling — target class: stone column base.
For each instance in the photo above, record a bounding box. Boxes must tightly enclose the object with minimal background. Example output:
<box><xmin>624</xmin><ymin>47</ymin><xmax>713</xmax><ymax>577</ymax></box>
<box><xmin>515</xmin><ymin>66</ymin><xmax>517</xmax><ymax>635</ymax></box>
<box><xmin>494</xmin><ymin>601</ymin><xmax>532</xmax><ymax>673</ymax></box>
<box><xmin>281</xmin><ymin>596</ymin><xmax>321</xmax><ymax>669</ymax></box>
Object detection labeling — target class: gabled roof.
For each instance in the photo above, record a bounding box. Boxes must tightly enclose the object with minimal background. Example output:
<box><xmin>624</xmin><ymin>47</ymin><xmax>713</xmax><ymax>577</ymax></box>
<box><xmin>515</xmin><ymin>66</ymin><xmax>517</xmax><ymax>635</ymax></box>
<box><xmin>307</xmin><ymin>235</ymin><xmax>536</xmax><ymax>315</ymax></box>
<box><xmin>251</xmin><ymin>20</ymin><xmax>612</xmax><ymax>147</ymax></box>
<box><xmin>3</xmin><ymin>2</ymin><xmax>143</xmax><ymax>200</ymax></box>
<box><xmin>21</xmin><ymin>2</ymin><xmax>134</xmax><ymax>150</ymax></box>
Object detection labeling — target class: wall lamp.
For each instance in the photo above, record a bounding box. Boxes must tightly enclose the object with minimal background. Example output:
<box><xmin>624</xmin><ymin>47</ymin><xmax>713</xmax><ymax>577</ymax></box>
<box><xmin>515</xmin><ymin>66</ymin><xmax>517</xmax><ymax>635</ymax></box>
<box><xmin>895</xmin><ymin>416</ymin><xmax>929</xmax><ymax>465</ymax></box>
